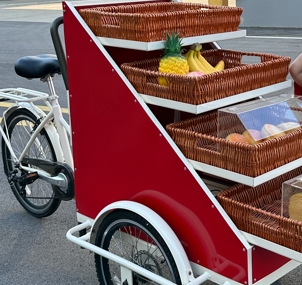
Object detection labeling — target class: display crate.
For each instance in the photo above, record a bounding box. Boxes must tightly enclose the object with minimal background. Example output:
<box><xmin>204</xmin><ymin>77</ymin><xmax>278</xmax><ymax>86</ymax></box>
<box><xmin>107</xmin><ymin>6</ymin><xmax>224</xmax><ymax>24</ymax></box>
<box><xmin>282</xmin><ymin>175</ymin><xmax>302</xmax><ymax>222</ymax></box>
<box><xmin>166</xmin><ymin>96</ymin><xmax>302</xmax><ymax>177</ymax></box>
<box><xmin>217</xmin><ymin>167</ymin><xmax>302</xmax><ymax>253</ymax></box>
<box><xmin>79</xmin><ymin>3</ymin><xmax>243</xmax><ymax>42</ymax></box>
<box><xmin>121</xmin><ymin>49</ymin><xmax>290</xmax><ymax>105</ymax></box>
<box><xmin>217</xmin><ymin>95</ymin><xmax>301</xmax><ymax>144</ymax></box>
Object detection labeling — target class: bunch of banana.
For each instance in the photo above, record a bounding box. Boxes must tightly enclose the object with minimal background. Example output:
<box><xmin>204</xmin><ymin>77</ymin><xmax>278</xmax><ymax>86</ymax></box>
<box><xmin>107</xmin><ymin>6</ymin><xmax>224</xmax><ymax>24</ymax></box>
<box><xmin>184</xmin><ymin>43</ymin><xmax>225</xmax><ymax>74</ymax></box>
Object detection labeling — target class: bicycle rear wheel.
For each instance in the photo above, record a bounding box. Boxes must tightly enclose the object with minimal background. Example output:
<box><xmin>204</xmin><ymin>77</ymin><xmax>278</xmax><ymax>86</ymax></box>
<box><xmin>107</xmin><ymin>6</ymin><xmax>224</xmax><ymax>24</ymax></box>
<box><xmin>1</xmin><ymin>108</ymin><xmax>61</xmax><ymax>217</ymax></box>
<box><xmin>94</xmin><ymin>210</ymin><xmax>181</xmax><ymax>285</ymax></box>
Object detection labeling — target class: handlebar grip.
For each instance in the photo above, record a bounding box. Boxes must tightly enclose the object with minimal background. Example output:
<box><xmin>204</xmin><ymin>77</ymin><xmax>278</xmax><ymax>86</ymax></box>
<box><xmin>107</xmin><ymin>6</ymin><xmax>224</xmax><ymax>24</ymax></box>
<box><xmin>50</xmin><ymin>16</ymin><xmax>68</xmax><ymax>90</ymax></box>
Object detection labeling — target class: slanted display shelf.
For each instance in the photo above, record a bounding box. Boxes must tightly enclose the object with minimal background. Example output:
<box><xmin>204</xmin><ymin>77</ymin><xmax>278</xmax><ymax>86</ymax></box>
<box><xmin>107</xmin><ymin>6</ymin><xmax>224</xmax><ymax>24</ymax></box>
<box><xmin>98</xmin><ymin>30</ymin><xmax>246</xmax><ymax>51</ymax></box>
<box><xmin>189</xmin><ymin>157</ymin><xmax>302</xmax><ymax>187</ymax></box>
<box><xmin>140</xmin><ymin>80</ymin><xmax>292</xmax><ymax>114</ymax></box>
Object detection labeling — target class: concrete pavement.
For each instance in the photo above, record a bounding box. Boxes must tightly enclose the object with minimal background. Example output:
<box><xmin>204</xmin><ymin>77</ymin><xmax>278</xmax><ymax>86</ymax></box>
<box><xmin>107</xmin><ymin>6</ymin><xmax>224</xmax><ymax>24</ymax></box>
<box><xmin>0</xmin><ymin>1</ymin><xmax>62</xmax><ymax>22</ymax></box>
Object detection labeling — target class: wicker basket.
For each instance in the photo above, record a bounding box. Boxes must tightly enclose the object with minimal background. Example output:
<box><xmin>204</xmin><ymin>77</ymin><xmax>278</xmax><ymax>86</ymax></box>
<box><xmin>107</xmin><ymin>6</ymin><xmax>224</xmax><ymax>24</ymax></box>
<box><xmin>166</xmin><ymin>110</ymin><xmax>302</xmax><ymax>177</ymax></box>
<box><xmin>217</xmin><ymin>167</ymin><xmax>302</xmax><ymax>252</ymax></box>
<box><xmin>121</xmin><ymin>49</ymin><xmax>290</xmax><ymax>105</ymax></box>
<box><xmin>79</xmin><ymin>3</ymin><xmax>243</xmax><ymax>42</ymax></box>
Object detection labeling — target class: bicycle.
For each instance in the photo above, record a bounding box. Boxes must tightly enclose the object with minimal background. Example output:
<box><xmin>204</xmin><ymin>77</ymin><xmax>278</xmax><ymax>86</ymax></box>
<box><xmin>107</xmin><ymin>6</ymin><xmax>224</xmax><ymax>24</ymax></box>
<box><xmin>0</xmin><ymin>17</ymin><xmax>74</xmax><ymax>218</ymax></box>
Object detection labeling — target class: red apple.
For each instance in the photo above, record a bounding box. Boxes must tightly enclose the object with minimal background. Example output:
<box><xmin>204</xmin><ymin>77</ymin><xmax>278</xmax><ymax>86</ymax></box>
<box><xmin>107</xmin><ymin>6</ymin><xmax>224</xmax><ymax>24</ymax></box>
<box><xmin>186</xmin><ymin>71</ymin><xmax>205</xmax><ymax>77</ymax></box>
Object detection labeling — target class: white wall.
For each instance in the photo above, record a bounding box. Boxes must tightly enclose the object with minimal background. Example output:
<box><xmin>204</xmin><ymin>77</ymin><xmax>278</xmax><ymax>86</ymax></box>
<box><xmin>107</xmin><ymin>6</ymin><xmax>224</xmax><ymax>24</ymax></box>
<box><xmin>237</xmin><ymin>0</ymin><xmax>302</xmax><ymax>28</ymax></box>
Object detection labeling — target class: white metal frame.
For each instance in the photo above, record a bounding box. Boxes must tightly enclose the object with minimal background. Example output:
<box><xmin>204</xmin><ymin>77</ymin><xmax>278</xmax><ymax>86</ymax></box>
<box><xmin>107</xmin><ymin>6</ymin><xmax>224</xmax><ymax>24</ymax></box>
<box><xmin>139</xmin><ymin>80</ymin><xmax>291</xmax><ymax>114</ymax></box>
<box><xmin>97</xmin><ymin>30</ymin><xmax>247</xmax><ymax>51</ymax></box>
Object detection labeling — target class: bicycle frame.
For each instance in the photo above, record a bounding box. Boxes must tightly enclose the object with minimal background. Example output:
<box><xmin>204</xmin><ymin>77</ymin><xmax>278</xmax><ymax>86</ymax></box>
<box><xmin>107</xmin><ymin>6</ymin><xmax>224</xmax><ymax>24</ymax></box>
<box><xmin>0</xmin><ymin>76</ymin><xmax>73</xmax><ymax>183</ymax></box>
<box><xmin>44</xmin><ymin>75</ymin><xmax>73</xmax><ymax>169</ymax></box>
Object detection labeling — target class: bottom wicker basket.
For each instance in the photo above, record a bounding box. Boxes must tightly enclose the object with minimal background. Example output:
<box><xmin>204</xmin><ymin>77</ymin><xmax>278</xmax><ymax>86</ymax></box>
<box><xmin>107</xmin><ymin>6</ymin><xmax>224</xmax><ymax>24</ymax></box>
<box><xmin>217</xmin><ymin>167</ymin><xmax>302</xmax><ymax>253</ymax></box>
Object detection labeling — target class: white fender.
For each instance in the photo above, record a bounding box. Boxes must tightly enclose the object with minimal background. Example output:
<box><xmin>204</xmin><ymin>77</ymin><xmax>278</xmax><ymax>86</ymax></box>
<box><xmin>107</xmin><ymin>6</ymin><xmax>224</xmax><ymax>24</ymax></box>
<box><xmin>90</xmin><ymin>200</ymin><xmax>194</xmax><ymax>285</ymax></box>
<box><xmin>1</xmin><ymin>103</ymin><xmax>64</xmax><ymax>162</ymax></box>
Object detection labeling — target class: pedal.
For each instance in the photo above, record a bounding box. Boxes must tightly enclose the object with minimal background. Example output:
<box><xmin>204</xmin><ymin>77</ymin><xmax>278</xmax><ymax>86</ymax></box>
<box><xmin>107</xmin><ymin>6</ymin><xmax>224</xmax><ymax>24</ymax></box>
<box><xmin>17</xmin><ymin>171</ymin><xmax>38</xmax><ymax>186</ymax></box>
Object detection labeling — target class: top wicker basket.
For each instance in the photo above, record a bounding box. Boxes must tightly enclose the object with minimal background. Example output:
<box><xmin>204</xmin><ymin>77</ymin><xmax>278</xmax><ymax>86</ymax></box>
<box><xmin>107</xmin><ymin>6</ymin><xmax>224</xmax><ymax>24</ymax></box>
<box><xmin>79</xmin><ymin>2</ymin><xmax>243</xmax><ymax>42</ymax></box>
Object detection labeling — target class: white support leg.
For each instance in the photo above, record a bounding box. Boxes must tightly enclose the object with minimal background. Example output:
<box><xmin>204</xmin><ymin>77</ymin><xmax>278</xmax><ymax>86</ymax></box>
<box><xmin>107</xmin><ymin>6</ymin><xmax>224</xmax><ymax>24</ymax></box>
<box><xmin>121</xmin><ymin>266</ymin><xmax>133</xmax><ymax>285</ymax></box>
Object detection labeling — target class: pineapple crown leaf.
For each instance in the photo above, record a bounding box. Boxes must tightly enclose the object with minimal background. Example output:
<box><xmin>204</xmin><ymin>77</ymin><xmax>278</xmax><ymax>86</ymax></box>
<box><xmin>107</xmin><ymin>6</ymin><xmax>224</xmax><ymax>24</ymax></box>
<box><xmin>163</xmin><ymin>30</ymin><xmax>184</xmax><ymax>56</ymax></box>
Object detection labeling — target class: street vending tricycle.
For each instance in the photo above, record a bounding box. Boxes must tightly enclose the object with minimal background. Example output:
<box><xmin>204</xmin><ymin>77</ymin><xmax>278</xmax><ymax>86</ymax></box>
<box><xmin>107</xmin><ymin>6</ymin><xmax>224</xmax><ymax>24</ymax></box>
<box><xmin>6</xmin><ymin>0</ymin><xmax>302</xmax><ymax>284</ymax></box>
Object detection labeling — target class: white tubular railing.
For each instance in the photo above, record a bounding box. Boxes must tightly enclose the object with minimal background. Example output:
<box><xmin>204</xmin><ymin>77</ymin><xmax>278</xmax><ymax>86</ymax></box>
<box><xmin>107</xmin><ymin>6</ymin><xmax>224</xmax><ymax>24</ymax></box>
<box><xmin>0</xmin><ymin>88</ymin><xmax>49</xmax><ymax>102</ymax></box>
<box><xmin>66</xmin><ymin>221</ymin><xmax>211</xmax><ymax>285</ymax></box>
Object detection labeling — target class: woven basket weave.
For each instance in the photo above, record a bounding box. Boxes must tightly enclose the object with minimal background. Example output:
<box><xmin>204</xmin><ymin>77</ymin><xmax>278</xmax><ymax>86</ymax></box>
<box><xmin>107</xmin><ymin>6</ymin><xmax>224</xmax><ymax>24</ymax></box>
<box><xmin>217</xmin><ymin>167</ymin><xmax>302</xmax><ymax>252</ymax></box>
<box><xmin>166</xmin><ymin>110</ymin><xmax>302</xmax><ymax>177</ymax></box>
<box><xmin>79</xmin><ymin>3</ymin><xmax>243</xmax><ymax>41</ymax></box>
<box><xmin>121</xmin><ymin>49</ymin><xmax>290</xmax><ymax>105</ymax></box>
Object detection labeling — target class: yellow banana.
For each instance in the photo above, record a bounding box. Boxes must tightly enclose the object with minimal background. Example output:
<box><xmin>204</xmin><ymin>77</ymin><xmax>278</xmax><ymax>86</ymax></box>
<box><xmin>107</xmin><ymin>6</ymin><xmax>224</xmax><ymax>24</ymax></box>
<box><xmin>190</xmin><ymin>42</ymin><xmax>224</xmax><ymax>72</ymax></box>
<box><xmin>215</xmin><ymin>60</ymin><xmax>225</xmax><ymax>71</ymax></box>
<box><xmin>193</xmin><ymin>51</ymin><xmax>210</xmax><ymax>74</ymax></box>
<box><xmin>183</xmin><ymin>49</ymin><xmax>191</xmax><ymax>60</ymax></box>
<box><xmin>196</xmin><ymin>50</ymin><xmax>217</xmax><ymax>73</ymax></box>
<box><xmin>187</xmin><ymin>49</ymin><xmax>203</xmax><ymax>72</ymax></box>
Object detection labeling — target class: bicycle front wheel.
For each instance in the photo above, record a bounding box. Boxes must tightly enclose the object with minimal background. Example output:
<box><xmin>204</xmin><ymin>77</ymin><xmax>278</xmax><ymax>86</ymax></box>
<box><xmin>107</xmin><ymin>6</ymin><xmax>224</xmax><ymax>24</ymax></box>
<box><xmin>94</xmin><ymin>209</ymin><xmax>181</xmax><ymax>285</ymax></box>
<box><xmin>1</xmin><ymin>108</ymin><xmax>61</xmax><ymax>217</ymax></box>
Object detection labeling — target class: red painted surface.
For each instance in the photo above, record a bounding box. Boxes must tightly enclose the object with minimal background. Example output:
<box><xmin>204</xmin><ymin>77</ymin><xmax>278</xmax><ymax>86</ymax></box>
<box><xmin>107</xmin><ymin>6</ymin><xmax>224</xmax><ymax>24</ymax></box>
<box><xmin>63</xmin><ymin>1</ymin><xmax>291</xmax><ymax>283</ymax></box>
<box><xmin>252</xmin><ymin>247</ymin><xmax>290</xmax><ymax>283</ymax></box>
<box><xmin>294</xmin><ymin>81</ymin><xmax>302</xmax><ymax>95</ymax></box>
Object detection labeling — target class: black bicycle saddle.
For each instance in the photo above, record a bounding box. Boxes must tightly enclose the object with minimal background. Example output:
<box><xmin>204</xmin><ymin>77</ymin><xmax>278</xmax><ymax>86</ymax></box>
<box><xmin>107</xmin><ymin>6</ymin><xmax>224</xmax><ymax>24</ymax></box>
<box><xmin>14</xmin><ymin>54</ymin><xmax>61</xmax><ymax>79</ymax></box>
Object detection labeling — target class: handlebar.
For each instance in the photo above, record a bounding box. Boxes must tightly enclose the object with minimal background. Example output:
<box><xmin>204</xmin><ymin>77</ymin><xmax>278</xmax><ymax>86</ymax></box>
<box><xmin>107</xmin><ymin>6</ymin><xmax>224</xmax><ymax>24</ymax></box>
<box><xmin>50</xmin><ymin>16</ymin><xmax>68</xmax><ymax>90</ymax></box>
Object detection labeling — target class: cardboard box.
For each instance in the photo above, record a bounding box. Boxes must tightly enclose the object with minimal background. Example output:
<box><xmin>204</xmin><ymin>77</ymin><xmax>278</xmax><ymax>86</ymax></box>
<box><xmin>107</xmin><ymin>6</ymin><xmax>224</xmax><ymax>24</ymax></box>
<box><xmin>208</xmin><ymin>0</ymin><xmax>228</xmax><ymax>6</ymax></box>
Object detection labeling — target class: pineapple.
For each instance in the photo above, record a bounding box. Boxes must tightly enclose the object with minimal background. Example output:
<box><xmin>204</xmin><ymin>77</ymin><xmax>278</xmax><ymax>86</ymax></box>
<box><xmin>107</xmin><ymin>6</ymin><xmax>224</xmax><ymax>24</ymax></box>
<box><xmin>158</xmin><ymin>31</ymin><xmax>189</xmax><ymax>86</ymax></box>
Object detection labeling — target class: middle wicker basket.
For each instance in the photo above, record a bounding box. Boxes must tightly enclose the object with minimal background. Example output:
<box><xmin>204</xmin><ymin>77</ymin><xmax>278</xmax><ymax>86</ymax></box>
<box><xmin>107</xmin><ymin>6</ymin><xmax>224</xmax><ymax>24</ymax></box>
<box><xmin>121</xmin><ymin>49</ymin><xmax>290</xmax><ymax>105</ymax></box>
<box><xmin>166</xmin><ymin>110</ymin><xmax>302</xmax><ymax>177</ymax></box>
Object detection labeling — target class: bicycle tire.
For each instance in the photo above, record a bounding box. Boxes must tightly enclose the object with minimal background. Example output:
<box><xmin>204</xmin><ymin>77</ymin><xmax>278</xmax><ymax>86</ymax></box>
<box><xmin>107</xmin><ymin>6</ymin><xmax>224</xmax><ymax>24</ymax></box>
<box><xmin>94</xmin><ymin>209</ymin><xmax>181</xmax><ymax>285</ymax></box>
<box><xmin>1</xmin><ymin>108</ymin><xmax>61</xmax><ymax>218</ymax></box>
